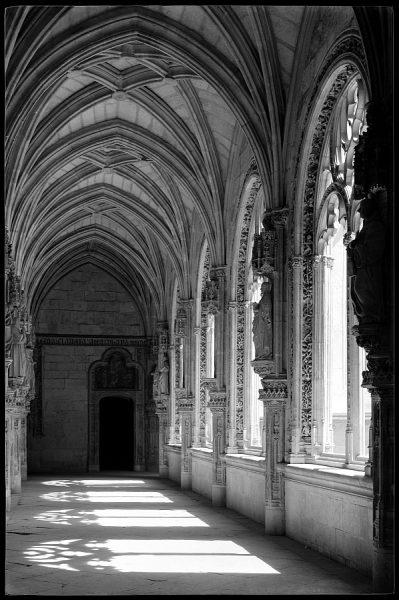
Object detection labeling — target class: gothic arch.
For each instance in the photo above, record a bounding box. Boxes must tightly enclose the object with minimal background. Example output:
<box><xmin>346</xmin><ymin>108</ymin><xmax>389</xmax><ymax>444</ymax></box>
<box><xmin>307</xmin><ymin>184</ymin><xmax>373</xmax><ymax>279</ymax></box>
<box><xmin>289</xmin><ymin>35</ymin><xmax>367</xmax><ymax>449</ymax></box>
<box><xmin>229</xmin><ymin>166</ymin><xmax>262</xmax><ymax>449</ymax></box>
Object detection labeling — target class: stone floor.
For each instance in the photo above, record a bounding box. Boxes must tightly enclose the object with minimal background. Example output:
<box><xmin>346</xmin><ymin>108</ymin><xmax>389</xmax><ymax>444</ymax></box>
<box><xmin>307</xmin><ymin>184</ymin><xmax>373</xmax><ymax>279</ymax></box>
<box><xmin>5</xmin><ymin>473</ymin><xmax>373</xmax><ymax>596</ymax></box>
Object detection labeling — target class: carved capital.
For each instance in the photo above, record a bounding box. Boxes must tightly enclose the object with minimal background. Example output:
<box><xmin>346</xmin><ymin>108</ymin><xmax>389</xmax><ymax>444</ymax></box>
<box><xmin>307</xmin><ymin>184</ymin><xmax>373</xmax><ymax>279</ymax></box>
<box><xmin>260</xmin><ymin>379</ymin><xmax>288</xmax><ymax>400</ymax></box>
<box><xmin>271</xmin><ymin>207</ymin><xmax>289</xmax><ymax>228</ymax></box>
<box><xmin>362</xmin><ymin>355</ymin><xmax>393</xmax><ymax>390</ymax></box>
<box><xmin>208</xmin><ymin>392</ymin><xmax>227</xmax><ymax>413</ymax></box>
<box><xmin>352</xmin><ymin>325</ymin><xmax>382</xmax><ymax>352</ymax></box>
<box><xmin>202</xmin><ymin>300</ymin><xmax>219</xmax><ymax>315</ymax></box>
<box><xmin>289</xmin><ymin>255</ymin><xmax>303</xmax><ymax>270</ymax></box>
<box><xmin>175</xmin><ymin>388</ymin><xmax>187</xmax><ymax>400</ymax></box>
<box><xmin>228</xmin><ymin>301</ymin><xmax>238</xmax><ymax>313</ymax></box>
<box><xmin>178</xmin><ymin>298</ymin><xmax>194</xmax><ymax>311</ymax></box>
<box><xmin>250</xmin><ymin>359</ymin><xmax>276</xmax><ymax>378</ymax></box>
<box><xmin>178</xmin><ymin>396</ymin><xmax>195</xmax><ymax>413</ymax></box>
<box><xmin>201</xmin><ymin>377</ymin><xmax>217</xmax><ymax>391</ymax></box>
<box><xmin>210</xmin><ymin>265</ymin><xmax>229</xmax><ymax>280</ymax></box>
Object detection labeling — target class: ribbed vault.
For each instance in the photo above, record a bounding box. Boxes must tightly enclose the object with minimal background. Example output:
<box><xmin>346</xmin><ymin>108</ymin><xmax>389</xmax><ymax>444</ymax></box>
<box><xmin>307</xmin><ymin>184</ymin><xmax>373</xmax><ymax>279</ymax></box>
<box><xmin>5</xmin><ymin>5</ymin><xmax>306</xmax><ymax>329</ymax></box>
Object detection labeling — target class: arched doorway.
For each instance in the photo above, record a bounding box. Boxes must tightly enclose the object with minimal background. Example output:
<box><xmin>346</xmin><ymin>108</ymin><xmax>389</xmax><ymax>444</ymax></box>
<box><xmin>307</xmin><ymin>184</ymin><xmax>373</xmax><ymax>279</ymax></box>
<box><xmin>99</xmin><ymin>397</ymin><xmax>134</xmax><ymax>471</ymax></box>
<box><xmin>88</xmin><ymin>348</ymin><xmax>146</xmax><ymax>472</ymax></box>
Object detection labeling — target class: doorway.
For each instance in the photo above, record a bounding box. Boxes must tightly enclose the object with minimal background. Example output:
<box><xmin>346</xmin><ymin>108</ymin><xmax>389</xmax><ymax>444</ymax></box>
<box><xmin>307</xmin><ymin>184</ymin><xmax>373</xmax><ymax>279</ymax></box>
<box><xmin>99</xmin><ymin>397</ymin><xmax>134</xmax><ymax>470</ymax></box>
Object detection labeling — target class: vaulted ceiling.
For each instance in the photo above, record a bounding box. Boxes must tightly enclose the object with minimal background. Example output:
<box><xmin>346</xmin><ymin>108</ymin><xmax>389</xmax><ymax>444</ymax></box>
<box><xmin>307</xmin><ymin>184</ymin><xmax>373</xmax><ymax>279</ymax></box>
<box><xmin>6</xmin><ymin>5</ymin><xmax>313</xmax><ymax>327</ymax></box>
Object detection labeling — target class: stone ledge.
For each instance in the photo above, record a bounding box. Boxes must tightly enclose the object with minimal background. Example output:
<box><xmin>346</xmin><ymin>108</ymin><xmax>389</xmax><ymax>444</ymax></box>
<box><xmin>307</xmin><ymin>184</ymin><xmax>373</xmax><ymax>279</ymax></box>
<box><xmin>225</xmin><ymin>453</ymin><xmax>265</xmax><ymax>473</ymax></box>
<box><xmin>190</xmin><ymin>447</ymin><xmax>213</xmax><ymax>461</ymax></box>
<box><xmin>281</xmin><ymin>463</ymin><xmax>373</xmax><ymax>498</ymax></box>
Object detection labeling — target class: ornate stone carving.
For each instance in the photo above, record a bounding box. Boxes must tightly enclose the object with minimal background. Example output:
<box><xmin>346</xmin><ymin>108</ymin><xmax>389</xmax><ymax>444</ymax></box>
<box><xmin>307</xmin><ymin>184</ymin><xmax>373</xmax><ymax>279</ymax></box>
<box><xmin>260</xmin><ymin>379</ymin><xmax>288</xmax><ymax>399</ymax></box>
<box><xmin>208</xmin><ymin>391</ymin><xmax>227</xmax><ymax>412</ymax></box>
<box><xmin>94</xmin><ymin>352</ymin><xmax>139</xmax><ymax>389</ymax></box>
<box><xmin>347</xmin><ymin>187</ymin><xmax>386</xmax><ymax>326</ymax></box>
<box><xmin>202</xmin><ymin>278</ymin><xmax>219</xmax><ymax>314</ymax></box>
<box><xmin>179</xmin><ymin>396</ymin><xmax>195</xmax><ymax>412</ymax></box>
<box><xmin>252</xmin><ymin>281</ymin><xmax>273</xmax><ymax>359</ymax></box>
<box><xmin>271</xmin><ymin>207</ymin><xmax>290</xmax><ymax>228</ymax></box>
<box><xmin>251</xmin><ymin>359</ymin><xmax>276</xmax><ymax>378</ymax></box>
<box><xmin>252</xmin><ymin>213</ymin><xmax>276</xmax><ymax>277</ymax></box>
<box><xmin>234</xmin><ymin>177</ymin><xmax>261</xmax><ymax>446</ymax></box>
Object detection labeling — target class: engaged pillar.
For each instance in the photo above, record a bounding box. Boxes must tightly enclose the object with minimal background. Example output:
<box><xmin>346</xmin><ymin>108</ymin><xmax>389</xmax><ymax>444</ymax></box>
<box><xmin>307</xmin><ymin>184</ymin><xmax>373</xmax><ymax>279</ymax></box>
<box><xmin>156</xmin><ymin>403</ymin><xmax>169</xmax><ymax>478</ymax></box>
<box><xmin>261</xmin><ymin>380</ymin><xmax>287</xmax><ymax>535</ymax></box>
<box><xmin>209</xmin><ymin>391</ymin><xmax>227</xmax><ymax>506</ymax></box>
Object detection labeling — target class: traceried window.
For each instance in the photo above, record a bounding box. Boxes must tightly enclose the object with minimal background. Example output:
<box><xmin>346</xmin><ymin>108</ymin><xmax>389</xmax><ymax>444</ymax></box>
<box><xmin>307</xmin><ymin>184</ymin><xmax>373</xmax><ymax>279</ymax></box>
<box><xmin>313</xmin><ymin>78</ymin><xmax>370</xmax><ymax>468</ymax></box>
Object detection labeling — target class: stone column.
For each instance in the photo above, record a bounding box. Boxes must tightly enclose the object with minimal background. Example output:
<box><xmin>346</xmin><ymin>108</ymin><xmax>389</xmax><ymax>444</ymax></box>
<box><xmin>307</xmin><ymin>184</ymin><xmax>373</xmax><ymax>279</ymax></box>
<box><xmin>5</xmin><ymin>357</ymin><xmax>12</xmax><ymax>393</ymax></box>
<box><xmin>169</xmin><ymin>342</ymin><xmax>177</xmax><ymax>443</ymax></box>
<box><xmin>253</xmin><ymin>358</ymin><xmax>287</xmax><ymax>534</ymax></box>
<box><xmin>227</xmin><ymin>302</ymin><xmax>238</xmax><ymax>453</ymax></box>
<box><xmin>261</xmin><ymin>381</ymin><xmax>287</xmax><ymax>534</ymax></box>
<box><xmin>288</xmin><ymin>255</ymin><xmax>306</xmax><ymax>461</ymax></box>
<box><xmin>5</xmin><ymin>414</ymin><xmax>11</xmax><ymax>513</ymax></box>
<box><xmin>20</xmin><ymin>413</ymin><xmax>27</xmax><ymax>480</ymax></box>
<box><xmin>11</xmin><ymin>415</ymin><xmax>21</xmax><ymax>493</ymax></box>
<box><xmin>156</xmin><ymin>405</ymin><xmax>169</xmax><ymax>478</ymax></box>
<box><xmin>209</xmin><ymin>391</ymin><xmax>227</xmax><ymax>506</ymax></box>
<box><xmin>193</xmin><ymin>327</ymin><xmax>202</xmax><ymax>447</ymax></box>
<box><xmin>179</xmin><ymin>397</ymin><xmax>194</xmax><ymax>489</ymax></box>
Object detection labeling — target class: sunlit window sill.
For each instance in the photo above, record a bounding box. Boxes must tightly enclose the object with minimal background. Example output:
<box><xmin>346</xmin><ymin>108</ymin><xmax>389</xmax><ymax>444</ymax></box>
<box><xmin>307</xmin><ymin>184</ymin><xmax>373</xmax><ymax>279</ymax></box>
<box><xmin>279</xmin><ymin>463</ymin><xmax>373</xmax><ymax>497</ymax></box>
<box><xmin>190</xmin><ymin>447</ymin><xmax>213</xmax><ymax>455</ymax></box>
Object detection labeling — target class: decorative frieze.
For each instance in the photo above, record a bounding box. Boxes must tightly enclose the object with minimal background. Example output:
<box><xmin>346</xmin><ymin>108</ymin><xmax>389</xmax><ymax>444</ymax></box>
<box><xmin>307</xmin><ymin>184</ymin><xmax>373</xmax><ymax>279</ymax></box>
<box><xmin>36</xmin><ymin>334</ymin><xmax>152</xmax><ymax>346</ymax></box>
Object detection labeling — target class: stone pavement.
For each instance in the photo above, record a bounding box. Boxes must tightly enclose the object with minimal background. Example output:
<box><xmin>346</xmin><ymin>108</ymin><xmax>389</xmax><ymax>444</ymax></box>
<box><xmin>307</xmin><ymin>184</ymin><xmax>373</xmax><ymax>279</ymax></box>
<box><xmin>5</xmin><ymin>473</ymin><xmax>373</xmax><ymax>595</ymax></box>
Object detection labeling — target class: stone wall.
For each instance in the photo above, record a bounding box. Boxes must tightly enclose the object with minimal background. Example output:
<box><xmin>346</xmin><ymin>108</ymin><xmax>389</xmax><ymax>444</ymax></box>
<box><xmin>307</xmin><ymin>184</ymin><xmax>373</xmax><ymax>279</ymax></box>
<box><xmin>36</xmin><ymin>264</ymin><xmax>143</xmax><ymax>336</ymax></box>
<box><xmin>29</xmin><ymin>264</ymin><xmax>150</xmax><ymax>473</ymax></box>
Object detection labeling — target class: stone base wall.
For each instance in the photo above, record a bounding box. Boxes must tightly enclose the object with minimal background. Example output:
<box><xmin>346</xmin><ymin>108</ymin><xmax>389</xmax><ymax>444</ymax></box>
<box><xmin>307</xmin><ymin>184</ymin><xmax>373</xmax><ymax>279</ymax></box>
<box><xmin>284</xmin><ymin>465</ymin><xmax>373</xmax><ymax>574</ymax></box>
<box><xmin>191</xmin><ymin>449</ymin><xmax>213</xmax><ymax>500</ymax></box>
<box><xmin>225</xmin><ymin>455</ymin><xmax>265</xmax><ymax>524</ymax></box>
<box><xmin>166</xmin><ymin>446</ymin><xmax>182</xmax><ymax>484</ymax></box>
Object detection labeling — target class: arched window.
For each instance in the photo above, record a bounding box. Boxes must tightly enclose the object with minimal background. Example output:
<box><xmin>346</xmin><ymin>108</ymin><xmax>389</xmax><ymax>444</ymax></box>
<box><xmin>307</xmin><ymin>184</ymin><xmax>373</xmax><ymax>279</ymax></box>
<box><xmin>244</xmin><ymin>191</ymin><xmax>264</xmax><ymax>452</ymax></box>
<box><xmin>313</xmin><ymin>78</ymin><xmax>370</xmax><ymax>468</ymax></box>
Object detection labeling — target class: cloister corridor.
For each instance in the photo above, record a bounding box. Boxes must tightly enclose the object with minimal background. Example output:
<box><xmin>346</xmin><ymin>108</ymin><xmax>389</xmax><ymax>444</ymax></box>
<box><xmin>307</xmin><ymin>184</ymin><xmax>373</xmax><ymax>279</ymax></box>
<box><xmin>5</xmin><ymin>474</ymin><xmax>372</xmax><ymax>596</ymax></box>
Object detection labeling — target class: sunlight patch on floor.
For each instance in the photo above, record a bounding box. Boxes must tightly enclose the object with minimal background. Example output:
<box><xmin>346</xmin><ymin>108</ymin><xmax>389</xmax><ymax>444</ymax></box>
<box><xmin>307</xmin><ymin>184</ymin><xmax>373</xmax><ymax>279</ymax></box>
<box><xmin>86</xmin><ymin>508</ymin><xmax>210</xmax><ymax>527</ymax></box>
<box><xmin>40</xmin><ymin>491</ymin><xmax>172</xmax><ymax>503</ymax></box>
<box><xmin>94</xmin><ymin>553</ymin><xmax>279</xmax><ymax>573</ymax></box>
<box><xmin>23</xmin><ymin>538</ymin><xmax>279</xmax><ymax>574</ymax></box>
<box><xmin>41</xmin><ymin>480</ymin><xmax>146</xmax><ymax>487</ymax></box>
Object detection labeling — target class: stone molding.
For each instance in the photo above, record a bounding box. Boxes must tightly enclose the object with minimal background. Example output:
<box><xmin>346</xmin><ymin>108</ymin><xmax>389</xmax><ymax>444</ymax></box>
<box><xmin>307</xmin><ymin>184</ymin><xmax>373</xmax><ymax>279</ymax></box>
<box><xmin>259</xmin><ymin>379</ymin><xmax>288</xmax><ymax>400</ymax></box>
<box><xmin>36</xmin><ymin>334</ymin><xmax>151</xmax><ymax>346</ymax></box>
<box><xmin>178</xmin><ymin>397</ymin><xmax>195</xmax><ymax>413</ymax></box>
